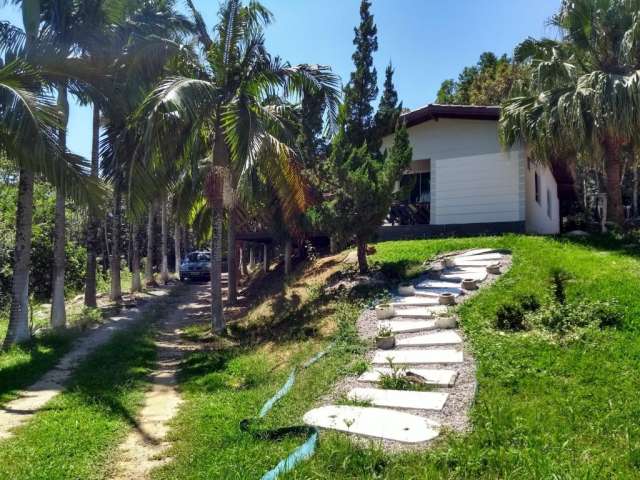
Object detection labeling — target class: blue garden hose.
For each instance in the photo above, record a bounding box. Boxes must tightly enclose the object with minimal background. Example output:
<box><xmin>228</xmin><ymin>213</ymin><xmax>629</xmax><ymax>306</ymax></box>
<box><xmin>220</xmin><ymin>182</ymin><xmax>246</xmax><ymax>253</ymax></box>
<box><xmin>240</xmin><ymin>345</ymin><xmax>333</xmax><ymax>479</ymax></box>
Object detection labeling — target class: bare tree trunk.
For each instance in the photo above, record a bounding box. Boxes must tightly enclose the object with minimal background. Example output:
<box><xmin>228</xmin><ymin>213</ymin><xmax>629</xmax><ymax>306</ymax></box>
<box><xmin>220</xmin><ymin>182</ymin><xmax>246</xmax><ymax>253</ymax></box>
<box><xmin>633</xmin><ymin>163</ymin><xmax>638</xmax><ymax>218</ymax></box>
<box><xmin>239</xmin><ymin>243</ymin><xmax>246</xmax><ymax>277</ymax></box>
<box><xmin>227</xmin><ymin>207</ymin><xmax>237</xmax><ymax>304</ymax></box>
<box><xmin>210</xmin><ymin>194</ymin><xmax>224</xmax><ymax>333</ymax></box>
<box><xmin>249</xmin><ymin>245</ymin><xmax>255</xmax><ymax>271</ymax></box>
<box><xmin>145</xmin><ymin>205</ymin><xmax>155</xmax><ymax>285</ymax></box>
<box><xmin>284</xmin><ymin>238</ymin><xmax>292</xmax><ymax>276</ymax></box>
<box><xmin>50</xmin><ymin>83</ymin><xmax>68</xmax><ymax>329</ymax></box>
<box><xmin>3</xmin><ymin>169</ymin><xmax>34</xmax><ymax>347</ymax></box>
<box><xmin>110</xmin><ymin>188</ymin><xmax>122</xmax><ymax>302</ymax></box>
<box><xmin>604</xmin><ymin>140</ymin><xmax>625</xmax><ymax>226</ymax></box>
<box><xmin>330</xmin><ymin>236</ymin><xmax>338</xmax><ymax>254</ymax></box>
<box><xmin>85</xmin><ymin>104</ymin><xmax>100</xmax><ymax>308</ymax></box>
<box><xmin>174</xmin><ymin>220</ymin><xmax>181</xmax><ymax>273</ymax></box>
<box><xmin>356</xmin><ymin>236</ymin><xmax>369</xmax><ymax>274</ymax></box>
<box><xmin>263</xmin><ymin>243</ymin><xmax>269</xmax><ymax>273</ymax></box>
<box><xmin>160</xmin><ymin>196</ymin><xmax>169</xmax><ymax>284</ymax></box>
<box><xmin>50</xmin><ymin>188</ymin><xmax>66</xmax><ymax>328</ymax></box>
<box><xmin>131</xmin><ymin>222</ymin><xmax>142</xmax><ymax>293</ymax></box>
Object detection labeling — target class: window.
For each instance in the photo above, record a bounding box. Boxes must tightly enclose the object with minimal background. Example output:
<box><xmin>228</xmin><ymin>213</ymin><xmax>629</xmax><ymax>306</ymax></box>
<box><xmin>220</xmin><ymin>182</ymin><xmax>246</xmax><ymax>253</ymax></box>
<box><xmin>547</xmin><ymin>189</ymin><xmax>552</xmax><ymax>218</ymax></box>
<box><xmin>534</xmin><ymin>172</ymin><xmax>541</xmax><ymax>205</ymax></box>
<box><xmin>400</xmin><ymin>171</ymin><xmax>431</xmax><ymax>204</ymax></box>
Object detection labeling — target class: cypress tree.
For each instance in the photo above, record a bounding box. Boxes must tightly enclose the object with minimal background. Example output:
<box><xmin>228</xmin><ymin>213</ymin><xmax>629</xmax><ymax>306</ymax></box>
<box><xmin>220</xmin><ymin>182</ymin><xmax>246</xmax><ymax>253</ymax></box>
<box><xmin>374</xmin><ymin>62</ymin><xmax>402</xmax><ymax>142</ymax></box>
<box><xmin>311</xmin><ymin>0</ymin><xmax>413</xmax><ymax>273</ymax></box>
<box><xmin>342</xmin><ymin>0</ymin><xmax>379</xmax><ymax>155</ymax></box>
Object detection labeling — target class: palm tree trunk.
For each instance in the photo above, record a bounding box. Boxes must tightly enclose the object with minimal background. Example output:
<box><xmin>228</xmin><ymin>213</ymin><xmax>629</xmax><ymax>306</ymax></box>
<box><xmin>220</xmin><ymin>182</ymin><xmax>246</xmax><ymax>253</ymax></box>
<box><xmin>110</xmin><ymin>188</ymin><xmax>122</xmax><ymax>302</ymax></box>
<box><xmin>145</xmin><ymin>205</ymin><xmax>155</xmax><ymax>285</ymax></box>
<box><xmin>210</xmin><ymin>194</ymin><xmax>224</xmax><ymax>333</ymax></box>
<box><xmin>603</xmin><ymin>139</ymin><xmax>625</xmax><ymax>226</ymax></box>
<box><xmin>284</xmin><ymin>238</ymin><xmax>292</xmax><ymax>276</ymax></box>
<box><xmin>356</xmin><ymin>236</ymin><xmax>369</xmax><ymax>274</ymax></box>
<box><xmin>50</xmin><ymin>83</ymin><xmax>69</xmax><ymax>329</ymax></box>
<box><xmin>174</xmin><ymin>221</ymin><xmax>181</xmax><ymax>273</ymax></box>
<box><xmin>131</xmin><ymin>222</ymin><xmax>142</xmax><ymax>293</ymax></box>
<box><xmin>3</xmin><ymin>169</ymin><xmax>34</xmax><ymax>347</ymax></box>
<box><xmin>226</xmin><ymin>207</ymin><xmax>237</xmax><ymax>304</ymax></box>
<box><xmin>160</xmin><ymin>196</ymin><xmax>169</xmax><ymax>284</ymax></box>
<box><xmin>84</xmin><ymin>104</ymin><xmax>100</xmax><ymax>307</ymax></box>
<box><xmin>50</xmin><ymin>187</ymin><xmax>66</xmax><ymax>328</ymax></box>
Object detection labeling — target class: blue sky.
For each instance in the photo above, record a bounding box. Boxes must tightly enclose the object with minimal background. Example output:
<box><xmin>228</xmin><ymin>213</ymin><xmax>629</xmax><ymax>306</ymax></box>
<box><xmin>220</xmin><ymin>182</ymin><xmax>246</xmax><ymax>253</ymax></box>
<box><xmin>1</xmin><ymin>0</ymin><xmax>560</xmax><ymax>159</ymax></box>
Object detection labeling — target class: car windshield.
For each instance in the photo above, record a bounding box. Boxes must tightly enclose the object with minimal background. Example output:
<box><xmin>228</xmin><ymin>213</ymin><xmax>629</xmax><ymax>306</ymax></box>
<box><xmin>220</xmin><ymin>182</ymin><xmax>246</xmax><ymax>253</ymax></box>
<box><xmin>186</xmin><ymin>252</ymin><xmax>210</xmax><ymax>263</ymax></box>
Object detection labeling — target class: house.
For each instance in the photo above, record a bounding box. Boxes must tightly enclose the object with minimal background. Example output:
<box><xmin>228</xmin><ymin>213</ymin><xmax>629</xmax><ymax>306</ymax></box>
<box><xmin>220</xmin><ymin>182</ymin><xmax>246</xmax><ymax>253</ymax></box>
<box><xmin>380</xmin><ymin>104</ymin><xmax>561</xmax><ymax>239</ymax></box>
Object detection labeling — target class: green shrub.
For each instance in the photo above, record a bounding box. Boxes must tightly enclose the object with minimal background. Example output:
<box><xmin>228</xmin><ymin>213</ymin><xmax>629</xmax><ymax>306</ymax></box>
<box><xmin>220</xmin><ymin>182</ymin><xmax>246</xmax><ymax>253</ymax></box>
<box><xmin>550</xmin><ymin>267</ymin><xmax>572</xmax><ymax>304</ymax></box>
<box><xmin>377</xmin><ymin>260</ymin><xmax>410</xmax><ymax>280</ymax></box>
<box><xmin>529</xmin><ymin>300</ymin><xmax>624</xmax><ymax>334</ymax></box>
<box><xmin>495</xmin><ymin>303</ymin><xmax>526</xmax><ymax>331</ymax></box>
<box><xmin>518</xmin><ymin>293</ymin><xmax>541</xmax><ymax>312</ymax></box>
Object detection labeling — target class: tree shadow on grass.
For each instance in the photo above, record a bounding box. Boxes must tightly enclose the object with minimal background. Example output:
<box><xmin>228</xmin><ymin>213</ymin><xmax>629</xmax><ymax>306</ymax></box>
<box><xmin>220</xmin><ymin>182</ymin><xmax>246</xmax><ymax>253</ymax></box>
<box><xmin>0</xmin><ymin>333</ymin><xmax>75</xmax><ymax>405</ymax></box>
<box><xmin>559</xmin><ymin>233</ymin><xmax>640</xmax><ymax>260</ymax></box>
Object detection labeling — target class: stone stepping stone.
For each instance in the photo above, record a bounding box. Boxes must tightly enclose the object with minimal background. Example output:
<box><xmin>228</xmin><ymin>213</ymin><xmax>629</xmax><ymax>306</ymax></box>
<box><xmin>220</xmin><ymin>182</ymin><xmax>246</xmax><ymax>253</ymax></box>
<box><xmin>348</xmin><ymin>388</ymin><xmax>449</xmax><ymax>411</ymax></box>
<box><xmin>452</xmin><ymin>258</ymin><xmax>496</xmax><ymax>268</ymax></box>
<box><xmin>396</xmin><ymin>330</ymin><xmax>463</xmax><ymax>347</ymax></box>
<box><xmin>416</xmin><ymin>279</ymin><xmax>463</xmax><ymax>290</ymax></box>
<box><xmin>373</xmin><ymin>349</ymin><xmax>463</xmax><ymax>365</ymax></box>
<box><xmin>391</xmin><ymin>306</ymin><xmax>434</xmax><ymax>318</ymax></box>
<box><xmin>379</xmin><ymin>320</ymin><xmax>437</xmax><ymax>333</ymax></box>
<box><xmin>303</xmin><ymin>405</ymin><xmax>440</xmax><ymax>444</ymax></box>
<box><xmin>394</xmin><ymin>305</ymin><xmax>449</xmax><ymax>318</ymax></box>
<box><xmin>390</xmin><ymin>296</ymin><xmax>441</xmax><ymax>307</ymax></box>
<box><xmin>412</xmin><ymin>287</ymin><xmax>462</xmax><ymax>298</ymax></box>
<box><xmin>441</xmin><ymin>268</ymin><xmax>487</xmax><ymax>283</ymax></box>
<box><xmin>359</xmin><ymin>368</ymin><xmax>458</xmax><ymax>387</ymax></box>
<box><xmin>458</xmin><ymin>248</ymin><xmax>499</xmax><ymax>257</ymax></box>
<box><xmin>455</xmin><ymin>252</ymin><xmax>502</xmax><ymax>261</ymax></box>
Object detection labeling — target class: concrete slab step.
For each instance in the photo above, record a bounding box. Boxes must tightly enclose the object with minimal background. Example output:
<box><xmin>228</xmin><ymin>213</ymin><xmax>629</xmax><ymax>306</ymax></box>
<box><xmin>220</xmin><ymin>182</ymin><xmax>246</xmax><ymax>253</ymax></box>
<box><xmin>373</xmin><ymin>349</ymin><xmax>463</xmax><ymax>365</ymax></box>
<box><xmin>456</xmin><ymin>252</ymin><xmax>503</xmax><ymax>260</ymax></box>
<box><xmin>457</xmin><ymin>248</ymin><xmax>500</xmax><ymax>257</ymax></box>
<box><xmin>348</xmin><ymin>387</ymin><xmax>449</xmax><ymax>411</ymax></box>
<box><xmin>390</xmin><ymin>296</ymin><xmax>441</xmax><ymax>307</ymax></box>
<box><xmin>378</xmin><ymin>320</ymin><xmax>437</xmax><ymax>334</ymax></box>
<box><xmin>303</xmin><ymin>405</ymin><xmax>439</xmax><ymax>443</ymax></box>
<box><xmin>396</xmin><ymin>330</ymin><xmax>463</xmax><ymax>347</ymax></box>
<box><xmin>359</xmin><ymin>367</ymin><xmax>458</xmax><ymax>387</ymax></box>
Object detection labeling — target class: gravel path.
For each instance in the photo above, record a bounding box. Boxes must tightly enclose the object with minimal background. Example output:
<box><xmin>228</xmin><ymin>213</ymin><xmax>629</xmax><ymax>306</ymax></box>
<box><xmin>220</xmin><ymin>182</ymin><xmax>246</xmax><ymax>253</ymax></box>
<box><xmin>109</xmin><ymin>283</ymin><xmax>209</xmax><ymax>480</ymax></box>
<box><xmin>313</xmin><ymin>249</ymin><xmax>512</xmax><ymax>451</ymax></box>
<box><xmin>0</xmin><ymin>285</ymin><xmax>177</xmax><ymax>441</ymax></box>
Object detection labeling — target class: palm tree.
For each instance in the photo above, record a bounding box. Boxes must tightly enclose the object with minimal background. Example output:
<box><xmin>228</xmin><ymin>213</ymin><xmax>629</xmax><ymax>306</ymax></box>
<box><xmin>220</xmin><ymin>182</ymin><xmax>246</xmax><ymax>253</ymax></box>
<box><xmin>500</xmin><ymin>0</ymin><xmax>640</xmax><ymax>226</ymax></box>
<box><xmin>95</xmin><ymin>1</ymin><xmax>192</xmax><ymax>299</ymax></box>
<box><xmin>139</xmin><ymin>0</ymin><xmax>339</xmax><ymax>332</ymax></box>
<box><xmin>0</xmin><ymin>6</ymin><xmax>104</xmax><ymax>347</ymax></box>
<box><xmin>0</xmin><ymin>58</ymin><xmax>103</xmax><ymax>347</ymax></box>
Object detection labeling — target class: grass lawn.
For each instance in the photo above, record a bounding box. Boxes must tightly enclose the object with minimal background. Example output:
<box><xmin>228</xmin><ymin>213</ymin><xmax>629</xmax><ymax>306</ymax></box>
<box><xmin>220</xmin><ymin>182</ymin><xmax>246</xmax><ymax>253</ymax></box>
<box><xmin>0</xmin><ymin>270</ymin><xmax>159</xmax><ymax>407</ymax></box>
<box><xmin>154</xmin><ymin>234</ymin><xmax>640</xmax><ymax>479</ymax></box>
<box><xmin>0</xmin><ymin>313</ymin><xmax>158</xmax><ymax>480</ymax></box>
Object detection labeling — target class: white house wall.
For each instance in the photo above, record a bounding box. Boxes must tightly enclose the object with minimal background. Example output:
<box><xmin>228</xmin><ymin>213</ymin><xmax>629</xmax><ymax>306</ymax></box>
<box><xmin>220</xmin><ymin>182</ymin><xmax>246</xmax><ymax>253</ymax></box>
<box><xmin>383</xmin><ymin>118</ymin><xmax>526</xmax><ymax>226</ymax></box>
<box><xmin>431</xmin><ymin>149</ymin><xmax>525</xmax><ymax>225</ymax></box>
<box><xmin>525</xmin><ymin>161</ymin><xmax>560</xmax><ymax>234</ymax></box>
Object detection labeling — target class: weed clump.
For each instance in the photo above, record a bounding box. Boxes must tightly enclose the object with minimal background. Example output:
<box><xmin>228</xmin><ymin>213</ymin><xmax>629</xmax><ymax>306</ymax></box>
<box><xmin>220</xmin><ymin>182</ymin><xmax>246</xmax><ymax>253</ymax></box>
<box><xmin>529</xmin><ymin>299</ymin><xmax>624</xmax><ymax>334</ymax></box>
<box><xmin>495</xmin><ymin>294</ymin><xmax>541</xmax><ymax>331</ymax></box>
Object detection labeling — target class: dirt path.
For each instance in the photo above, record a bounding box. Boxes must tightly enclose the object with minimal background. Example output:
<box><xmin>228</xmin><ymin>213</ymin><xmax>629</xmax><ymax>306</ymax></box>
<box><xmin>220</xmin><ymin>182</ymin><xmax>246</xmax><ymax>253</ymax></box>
<box><xmin>0</xmin><ymin>286</ymin><xmax>175</xmax><ymax>440</ymax></box>
<box><xmin>109</xmin><ymin>283</ymin><xmax>210</xmax><ymax>480</ymax></box>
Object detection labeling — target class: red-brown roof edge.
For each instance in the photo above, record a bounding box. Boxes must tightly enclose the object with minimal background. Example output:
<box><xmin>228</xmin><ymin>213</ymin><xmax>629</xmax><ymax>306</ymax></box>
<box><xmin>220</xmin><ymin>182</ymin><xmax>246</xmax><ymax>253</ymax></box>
<box><xmin>402</xmin><ymin>104</ymin><xmax>500</xmax><ymax>128</ymax></box>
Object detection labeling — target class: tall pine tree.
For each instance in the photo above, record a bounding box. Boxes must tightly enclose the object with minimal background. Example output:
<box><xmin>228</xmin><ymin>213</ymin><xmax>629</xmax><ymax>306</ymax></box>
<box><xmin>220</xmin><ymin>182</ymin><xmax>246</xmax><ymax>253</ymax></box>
<box><xmin>374</xmin><ymin>62</ymin><xmax>402</xmax><ymax>143</ymax></box>
<box><xmin>312</xmin><ymin>0</ymin><xmax>412</xmax><ymax>273</ymax></box>
<box><xmin>341</xmin><ymin>0</ymin><xmax>378</xmax><ymax>155</ymax></box>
